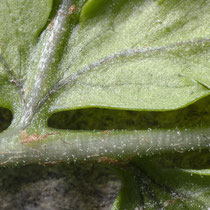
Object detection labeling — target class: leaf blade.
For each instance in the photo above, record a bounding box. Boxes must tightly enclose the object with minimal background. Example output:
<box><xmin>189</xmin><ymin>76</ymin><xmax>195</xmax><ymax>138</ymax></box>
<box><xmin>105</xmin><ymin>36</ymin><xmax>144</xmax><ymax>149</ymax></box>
<box><xmin>46</xmin><ymin>0</ymin><xmax>210</xmax><ymax>113</ymax></box>
<box><xmin>0</xmin><ymin>0</ymin><xmax>52</xmax><ymax>78</ymax></box>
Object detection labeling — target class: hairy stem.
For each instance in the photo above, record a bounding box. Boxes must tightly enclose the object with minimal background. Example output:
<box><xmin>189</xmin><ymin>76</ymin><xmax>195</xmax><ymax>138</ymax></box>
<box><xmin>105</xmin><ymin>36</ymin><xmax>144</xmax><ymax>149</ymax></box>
<box><xmin>20</xmin><ymin>0</ymin><xmax>73</xmax><ymax>128</ymax></box>
<box><xmin>0</xmin><ymin>126</ymin><xmax>209</xmax><ymax>165</ymax></box>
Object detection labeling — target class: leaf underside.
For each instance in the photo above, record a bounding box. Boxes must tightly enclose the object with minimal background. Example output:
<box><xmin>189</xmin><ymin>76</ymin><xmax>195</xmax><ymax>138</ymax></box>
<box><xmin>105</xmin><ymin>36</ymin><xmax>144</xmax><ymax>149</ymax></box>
<box><xmin>0</xmin><ymin>0</ymin><xmax>210</xmax><ymax>209</ymax></box>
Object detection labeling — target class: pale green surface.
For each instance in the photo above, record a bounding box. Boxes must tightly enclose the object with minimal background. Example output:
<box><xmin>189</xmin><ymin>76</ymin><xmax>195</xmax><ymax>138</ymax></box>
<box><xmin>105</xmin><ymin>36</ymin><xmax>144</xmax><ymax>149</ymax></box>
<box><xmin>0</xmin><ymin>0</ymin><xmax>52</xmax><ymax>79</ymax></box>
<box><xmin>0</xmin><ymin>0</ymin><xmax>209</xmax><ymax>116</ymax></box>
<box><xmin>49</xmin><ymin>0</ymin><xmax>210</xmax><ymax>112</ymax></box>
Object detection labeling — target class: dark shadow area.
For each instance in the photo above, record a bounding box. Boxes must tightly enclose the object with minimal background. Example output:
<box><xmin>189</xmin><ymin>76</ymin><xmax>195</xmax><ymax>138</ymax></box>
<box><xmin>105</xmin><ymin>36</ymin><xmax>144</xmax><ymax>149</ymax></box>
<box><xmin>138</xmin><ymin>149</ymin><xmax>210</xmax><ymax>169</ymax></box>
<box><xmin>0</xmin><ymin>163</ymin><xmax>120</xmax><ymax>210</ymax></box>
<box><xmin>48</xmin><ymin>95</ymin><xmax>210</xmax><ymax>130</ymax></box>
<box><xmin>0</xmin><ymin>107</ymin><xmax>12</xmax><ymax>132</ymax></box>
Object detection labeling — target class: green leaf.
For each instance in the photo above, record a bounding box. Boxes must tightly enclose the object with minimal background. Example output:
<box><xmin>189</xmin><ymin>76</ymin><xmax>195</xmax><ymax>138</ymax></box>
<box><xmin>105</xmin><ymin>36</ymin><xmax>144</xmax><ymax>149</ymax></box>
<box><xmin>0</xmin><ymin>0</ymin><xmax>52</xmax><ymax>79</ymax></box>
<box><xmin>112</xmin><ymin>158</ymin><xmax>210</xmax><ymax>209</ymax></box>
<box><xmin>50</xmin><ymin>0</ymin><xmax>210</xmax><ymax>111</ymax></box>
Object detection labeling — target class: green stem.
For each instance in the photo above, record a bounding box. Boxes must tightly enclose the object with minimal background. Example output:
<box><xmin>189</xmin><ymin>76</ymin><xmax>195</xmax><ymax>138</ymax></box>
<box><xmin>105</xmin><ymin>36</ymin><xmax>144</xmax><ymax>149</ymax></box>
<box><xmin>0</xmin><ymin>126</ymin><xmax>209</xmax><ymax>165</ymax></box>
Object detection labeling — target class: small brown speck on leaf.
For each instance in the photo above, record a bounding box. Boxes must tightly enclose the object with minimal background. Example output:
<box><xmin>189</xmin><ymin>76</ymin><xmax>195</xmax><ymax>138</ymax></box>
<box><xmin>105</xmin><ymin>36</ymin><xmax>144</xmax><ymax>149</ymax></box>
<box><xmin>68</xmin><ymin>5</ymin><xmax>78</xmax><ymax>15</ymax></box>
<box><xmin>97</xmin><ymin>157</ymin><xmax>119</xmax><ymax>165</ymax></box>
<box><xmin>47</xmin><ymin>19</ymin><xmax>54</xmax><ymax>30</ymax></box>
